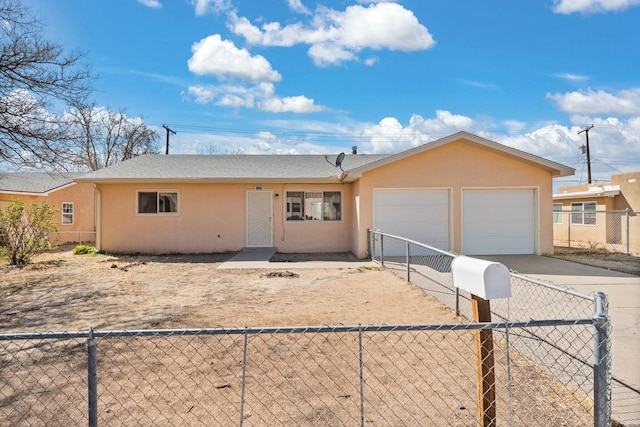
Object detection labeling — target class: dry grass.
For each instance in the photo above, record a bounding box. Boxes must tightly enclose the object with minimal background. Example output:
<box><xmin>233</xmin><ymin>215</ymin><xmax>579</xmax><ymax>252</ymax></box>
<box><xmin>551</xmin><ymin>246</ymin><xmax>640</xmax><ymax>276</ymax></box>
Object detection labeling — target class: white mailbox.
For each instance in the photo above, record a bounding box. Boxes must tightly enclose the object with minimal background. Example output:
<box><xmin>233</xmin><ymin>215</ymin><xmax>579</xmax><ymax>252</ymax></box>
<box><xmin>451</xmin><ymin>256</ymin><xmax>511</xmax><ymax>300</ymax></box>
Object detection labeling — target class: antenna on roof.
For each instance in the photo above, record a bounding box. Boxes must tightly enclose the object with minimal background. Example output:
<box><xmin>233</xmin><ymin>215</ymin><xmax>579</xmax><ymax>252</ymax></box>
<box><xmin>325</xmin><ymin>152</ymin><xmax>346</xmax><ymax>171</ymax></box>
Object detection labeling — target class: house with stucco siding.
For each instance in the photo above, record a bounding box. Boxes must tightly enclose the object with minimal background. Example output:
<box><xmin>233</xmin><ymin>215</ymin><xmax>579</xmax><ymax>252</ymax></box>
<box><xmin>0</xmin><ymin>173</ymin><xmax>96</xmax><ymax>245</ymax></box>
<box><xmin>75</xmin><ymin>132</ymin><xmax>574</xmax><ymax>257</ymax></box>
<box><xmin>553</xmin><ymin>171</ymin><xmax>639</xmax><ymax>254</ymax></box>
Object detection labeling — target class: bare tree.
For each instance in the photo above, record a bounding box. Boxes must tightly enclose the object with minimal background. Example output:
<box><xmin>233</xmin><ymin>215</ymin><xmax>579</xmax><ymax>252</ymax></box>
<box><xmin>67</xmin><ymin>100</ymin><xmax>159</xmax><ymax>170</ymax></box>
<box><xmin>196</xmin><ymin>142</ymin><xmax>219</xmax><ymax>155</ymax></box>
<box><xmin>0</xmin><ymin>0</ymin><xmax>92</xmax><ymax>169</ymax></box>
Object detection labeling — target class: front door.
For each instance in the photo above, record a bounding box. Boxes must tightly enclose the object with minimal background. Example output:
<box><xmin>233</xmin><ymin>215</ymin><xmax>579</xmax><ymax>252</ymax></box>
<box><xmin>246</xmin><ymin>190</ymin><xmax>273</xmax><ymax>247</ymax></box>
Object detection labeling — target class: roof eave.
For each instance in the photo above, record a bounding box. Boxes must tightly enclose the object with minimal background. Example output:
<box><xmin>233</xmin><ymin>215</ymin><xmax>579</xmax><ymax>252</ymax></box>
<box><xmin>0</xmin><ymin>190</ymin><xmax>49</xmax><ymax>196</ymax></box>
<box><xmin>75</xmin><ymin>177</ymin><xmax>351</xmax><ymax>185</ymax></box>
<box><xmin>553</xmin><ymin>189</ymin><xmax>621</xmax><ymax>200</ymax></box>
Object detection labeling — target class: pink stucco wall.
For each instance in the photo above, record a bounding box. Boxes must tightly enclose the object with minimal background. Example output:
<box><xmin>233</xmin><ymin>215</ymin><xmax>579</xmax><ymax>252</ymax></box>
<box><xmin>350</xmin><ymin>139</ymin><xmax>556</xmax><ymax>257</ymax></box>
<box><xmin>1</xmin><ymin>183</ymin><xmax>96</xmax><ymax>245</ymax></box>
<box><xmin>96</xmin><ymin>182</ymin><xmax>354</xmax><ymax>254</ymax></box>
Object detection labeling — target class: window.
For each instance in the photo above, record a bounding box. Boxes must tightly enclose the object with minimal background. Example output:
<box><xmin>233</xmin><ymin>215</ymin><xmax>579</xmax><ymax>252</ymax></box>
<box><xmin>571</xmin><ymin>202</ymin><xmax>596</xmax><ymax>225</ymax></box>
<box><xmin>137</xmin><ymin>191</ymin><xmax>178</xmax><ymax>215</ymax></box>
<box><xmin>552</xmin><ymin>203</ymin><xmax>563</xmax><ymax>224</ymax></box>
<box><xmin>62</xmin><ymin>202</ymin><xmax>74</xmax><ymax>225</ymax></box>
<box><xmin>286</xmin><ymin>191</ymin><xmax>341</xmax><ymax>221</ymax></box>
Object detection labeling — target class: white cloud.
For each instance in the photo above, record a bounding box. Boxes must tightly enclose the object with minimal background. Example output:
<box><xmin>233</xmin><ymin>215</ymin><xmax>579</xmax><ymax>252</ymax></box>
<box><xmin>287</xmin><ymin>0</ymin><xmax>311</xmax><ymax>15</ymax></box>
<box><xmin>458</xmin><ymin>79</ymin><xmax>499</xmax><ymax>89</ymax></box>
<box><xmin>552</xmin><ymin>0</ymin><xmax>640</xmax><ymax>14</ymax></box>
<box><xmin>364</xmin><ymin>56</ymin><xmax>379</xmax><ymax>66</ymax></box>
<box><xmin>547</xmin><ymin>88</ymin><xmax>640</xmax><ymax>115</ymax></box>
<box><xmin>187</xmin><ymin>86</ymin><xmax>217</xmax><ymax>104</ymax></box>
<box><xmin>138</xmin><ymin>0</ymin><xmax>162</xmax><ymax>8</ymax></box>
<box><xmin>187</xmin><ymin>34</ymin><xmax>281</xmax><ymax>82</ymax></box>
<box><xmin>259</xmin><ymin>95</ymin><xmax>325</xmax><ymax>113</ymax></box>
<box><xmin>552</xmin><ymin>72</ymin><xmax>590</xmax><ymax>82</ymax></box>
<box><xmin>307</xmin><ymin>43</ymin><xmax>356</xmax><ymax>67</ymax></box>
<box><xmin>228</xmin><ymin>2</ymin><xmax>435</xmax><ymax>66</ymax></box>
<box><xmin>191</xmin><ymin>0</ymin><xmax>231</xmax><ymax>16</ymax></box>
<box><xmin>187</xmin><ymin>82</ymin><xmax>326</xmax><ymax>113</ymax></box>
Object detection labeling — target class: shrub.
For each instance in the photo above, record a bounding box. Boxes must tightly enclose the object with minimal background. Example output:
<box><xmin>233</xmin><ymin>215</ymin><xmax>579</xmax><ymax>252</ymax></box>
<box><xmin>72</xmin><ymin>245</ymin><xmax>96</xmax><ymax>255</ymax></box>
<box><xmin>0</xmin><ymin>199</ymin><xmax>57</xmax><ymax>265</ymax></box>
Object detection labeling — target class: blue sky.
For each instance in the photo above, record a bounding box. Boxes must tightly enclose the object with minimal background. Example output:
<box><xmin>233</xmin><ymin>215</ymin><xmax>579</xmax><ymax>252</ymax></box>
<box><xmin>26</xmin><ymin>0</ymin><xmax>640</xmax><ymax>189</ymax></box>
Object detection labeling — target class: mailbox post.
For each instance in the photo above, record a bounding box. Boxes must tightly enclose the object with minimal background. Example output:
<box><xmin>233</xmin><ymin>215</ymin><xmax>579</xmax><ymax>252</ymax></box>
<box><xmin>451</xmin><ymin>256</ymin><xmax>511</xmax><ymax>427</ymax></box>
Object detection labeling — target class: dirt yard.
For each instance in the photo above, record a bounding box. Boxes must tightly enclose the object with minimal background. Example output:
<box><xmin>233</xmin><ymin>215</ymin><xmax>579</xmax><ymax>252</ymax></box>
<box><xmin>0</xmin><ymin>248</ymin><xmax>595</xmax><ymax>426</ymax></box>
<box><xmin>0</xmin><ymin>248</ymin><xmax>458</xmax><ymax>332</ymax></box>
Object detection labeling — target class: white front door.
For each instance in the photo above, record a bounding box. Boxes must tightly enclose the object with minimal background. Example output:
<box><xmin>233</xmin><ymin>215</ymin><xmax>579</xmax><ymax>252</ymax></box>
<box><xmin>246</xmin><ymin>190</ymin><xmax>273</xmax><ymax>247</ymax></box>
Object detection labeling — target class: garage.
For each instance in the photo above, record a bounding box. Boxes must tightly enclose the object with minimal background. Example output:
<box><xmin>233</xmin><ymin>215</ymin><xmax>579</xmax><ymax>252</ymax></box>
<box><xmin>373</xmin><ymin>189</ymin><xmax>450</xmax><ymax>251</ymax></box>
<box><xmin>462</xmin><ymin>188</ymin><xmax>536</xmax><ymax>255</ymax></box>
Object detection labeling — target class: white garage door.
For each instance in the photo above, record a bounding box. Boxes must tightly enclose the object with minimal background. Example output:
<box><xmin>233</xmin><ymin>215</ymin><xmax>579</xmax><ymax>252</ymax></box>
<box><xmin>463</xmin><ymin>189</ymin><xmax>536</xmax><ymax>255</ymax></box>
<box><xmin>374</xmin><ymin>189</ymin><xmax>450</xmax><ymax>251</ymax></box>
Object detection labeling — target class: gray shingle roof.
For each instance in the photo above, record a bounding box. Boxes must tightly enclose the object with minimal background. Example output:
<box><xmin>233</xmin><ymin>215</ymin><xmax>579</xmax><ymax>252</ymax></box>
<box><xmin>76</xmin><ymin>154</ymin><xmax>389</xmax><ymax>182</ymax></box>
<box><xmin>0</xmin><ymin>172</ymin><xmax>82</xmax><ymax>194</ymax></box>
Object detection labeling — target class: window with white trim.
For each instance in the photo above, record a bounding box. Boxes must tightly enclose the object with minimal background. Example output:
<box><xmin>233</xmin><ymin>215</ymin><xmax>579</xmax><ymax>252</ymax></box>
<box><xmin>137</xmin><ymin>191</ymin><xmax>179</xmax><ymax>214</ymax></box>
<box><xmin>571</xmin><ymin>201</ymin><xmax>596</xmax><ymax>225</ymax></box>
<box><xmin>62</xmin><ymin>202</ymin><xmax>74</xmax><ymax>225</ymax></box>
<box><xmin>553</xmin><ymin>203</ymin><xmax>563</xmax><ymax>224</ymax></box>
<box><xmin>286</xmin><ymin>191</ymin><xmax>341</xmax><ymax>221</ymax></box>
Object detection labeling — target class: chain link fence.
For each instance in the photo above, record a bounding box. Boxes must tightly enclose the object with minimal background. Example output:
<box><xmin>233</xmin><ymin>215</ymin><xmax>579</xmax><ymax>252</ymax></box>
<box><xmin>0</xmin><ymin>231</ymin><xmax>614</xmax><ymax>426</ymax></box>
<box><xmin>553</xmin><ymin>209</ymin><xmax>633</xmax><ymax>254</ymax></box>
<box><xmin>1</xmin><ymin>318</ymin><xmax>607</xmax><ymax>426</ymax></box>
<box><xmin>369</xmin><ymin>229</ymin><xmax>616</xmax><ymax>426</ymax></box>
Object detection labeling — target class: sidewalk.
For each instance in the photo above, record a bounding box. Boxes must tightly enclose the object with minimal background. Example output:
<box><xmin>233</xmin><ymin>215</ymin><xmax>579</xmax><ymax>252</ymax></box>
<box><xmin>217</xmin><ymin>249</ymin><xmax>377</xmax><ymax>270</ymax></box>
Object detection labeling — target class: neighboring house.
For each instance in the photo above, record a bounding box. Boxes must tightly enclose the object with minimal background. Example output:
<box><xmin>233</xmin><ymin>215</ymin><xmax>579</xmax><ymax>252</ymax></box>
<box><xmin>75</xmin><ymin>131</ymin><xmax>574</xmax><ymax>257</ymax></box>
<box><xmin>553</xmin><ymin>171</ymin><xmax>639</xmax><ymax>254</ymax></box>
<box><xmin>0</xmin><ymin>173</ymin><xmax>96</xmax><ymax>245</ymax></box>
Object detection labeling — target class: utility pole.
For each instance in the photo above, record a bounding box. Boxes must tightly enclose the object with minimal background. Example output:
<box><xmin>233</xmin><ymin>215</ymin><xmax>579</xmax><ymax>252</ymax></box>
<box><xmin>578</xmin><ymin>124</ymin><xmax>594</xmax><ymax>184</ymax></box>
<box><xmin>162</xmin><ymin>124</ymin><xmax>176</xmax><ymax>155</ymax></box>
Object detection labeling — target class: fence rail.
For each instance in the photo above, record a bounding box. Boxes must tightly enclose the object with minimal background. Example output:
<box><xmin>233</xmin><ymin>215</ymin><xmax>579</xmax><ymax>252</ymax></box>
<box><xmin>1</xmin><ymin>319</ymin><xmax>607</xmax><ymax>427</ymax></box>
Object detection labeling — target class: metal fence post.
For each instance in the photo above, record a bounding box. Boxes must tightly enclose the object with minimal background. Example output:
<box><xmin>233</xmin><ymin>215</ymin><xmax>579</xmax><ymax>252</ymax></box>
<box><xmin>406</xmin><ymin>240</ymin><xmax>410</xmax><ymax>282</ymax></box>
<box><xmin>240</xmin><ymin>329</ymin><xmax>249</xmax><ymax>427</ymax></box>
<box><xmin>625</xmin><ymin>208</ymin><xmax>630</xmax><ymax>254</ymax></box>
<box><xmin>380</xmin><ymin>234</ymin><xmax>384</xmax><ymax>266</ymax></box>
<box><xmin>567</xmin><ymin>211</ymin><xmax>571</xmax><ymax>248</ymax></box>
<box><xmin>593</xmin><ymin>292</ymin><xmax>611</xmax><ymax>427</ymax></box>
<box><xmin>87</xmin><ymin>328</ymin><xmax>98</xmax><ymax>427</ymax></box>
<box><xmin>358</xmin><ymin>326</ymin><xmax>365</xmax><ymax>427</ymax></box>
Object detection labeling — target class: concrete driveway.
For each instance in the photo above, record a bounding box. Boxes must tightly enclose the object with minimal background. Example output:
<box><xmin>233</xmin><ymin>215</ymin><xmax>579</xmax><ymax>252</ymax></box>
<box><xmin>481</xmin><ymin>255</ymin><xmax>640</xmax><ymax>427</ymax></box>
